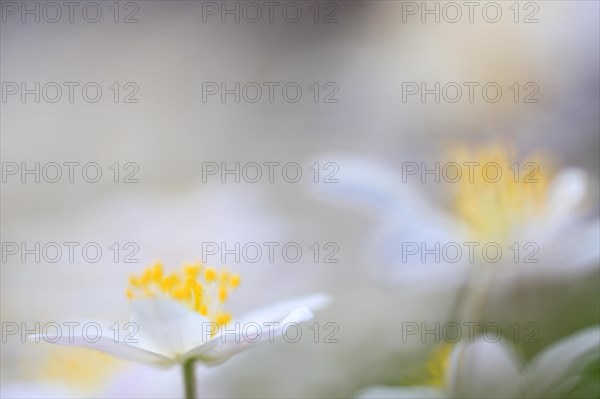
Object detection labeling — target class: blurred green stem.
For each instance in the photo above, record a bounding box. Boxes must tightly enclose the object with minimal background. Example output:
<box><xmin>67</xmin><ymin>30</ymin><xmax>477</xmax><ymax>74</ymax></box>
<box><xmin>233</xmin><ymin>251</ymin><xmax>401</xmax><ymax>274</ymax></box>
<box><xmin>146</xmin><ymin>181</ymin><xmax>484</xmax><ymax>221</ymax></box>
<box><xmin>449</xmin><ymin>267</ymin><xmax>492</xmax><ymax>332</ymax></box>
<box><xmin>183</xmin><ymin>358</ymin><xmax>197</xmax><ymax>399</ymax></box>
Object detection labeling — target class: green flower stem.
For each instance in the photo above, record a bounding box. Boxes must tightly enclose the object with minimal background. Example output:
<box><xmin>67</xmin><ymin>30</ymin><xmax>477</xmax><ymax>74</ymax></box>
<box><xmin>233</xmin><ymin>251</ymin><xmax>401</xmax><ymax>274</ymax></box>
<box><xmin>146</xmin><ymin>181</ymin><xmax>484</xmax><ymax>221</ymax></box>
<box><xmin>183</xmin><ymin>358</ymin><xmax>197</xmax><ymax>399</ymax></box>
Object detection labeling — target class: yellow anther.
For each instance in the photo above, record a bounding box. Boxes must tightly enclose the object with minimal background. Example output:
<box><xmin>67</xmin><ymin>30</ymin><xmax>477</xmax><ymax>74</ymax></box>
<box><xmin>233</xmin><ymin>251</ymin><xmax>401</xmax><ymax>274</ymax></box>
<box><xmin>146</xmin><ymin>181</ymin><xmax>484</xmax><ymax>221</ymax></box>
<box><xmin>160</xmin><ymin>277</ymin><xmax>173</xmax><ymax>292</ymax></box>
<box><xmin>141</xmin><ymin>268</ymin><xmax>152</xmax><ymax>285</ymax></box>
<box><xmin>229</xmin><ymin>274</ymin><xmax>241</xmax><ymax>289</ymax></box>
<box><xmin>173</xmin><ymin>287</ymin><xmax>191</xmax><ymax>301</ymax></box>
<box><xmin>185</xmin><ymin>276</ymin><xmax>196</xmax><ymax>288</ymax></box>
<box><xmin>151</xmin><ymin>262</ymin><xmax>163</xmax><ymax>283</ymax></box>
<box><xmin>128</xmin><ymin>276</ymin><xmax>143</xmax><ymax>287</ymax></box>
<box><xmin>191</xmin><ymin>280</ymin><xmax>203</xmax><ymax>297</ymax></box>
<box><xmin>216</xmin><ymin>312</ymin><xmax>232</xmax><ymax>326</ymax></box>
<box><xmin>199</xmin><ymin>304</ymin><xmax>208</xmax><ymax>316</ymax></box>
<box><xmin>168</xmin><ymin>273</ymin><xmax>180</xmax><ymax>286</ymax></box>
<box><xmin>218</xmin><ymin>285</ymin><xmax>228</xmax><ymax>303</ymax></box>
<box><xmin>184</xmin><ymin>263</ymin><xmax>201</xmax><ymax>277</ymax></box>
<box><xmin>125</xmin><ymin>289</ymin><xmax>134</xmax><ymax>299</ymax></box>
<box><xmin>204</xmin><ymin>267</ymin><xmax>217</xmax><ymax>283</ymax></box>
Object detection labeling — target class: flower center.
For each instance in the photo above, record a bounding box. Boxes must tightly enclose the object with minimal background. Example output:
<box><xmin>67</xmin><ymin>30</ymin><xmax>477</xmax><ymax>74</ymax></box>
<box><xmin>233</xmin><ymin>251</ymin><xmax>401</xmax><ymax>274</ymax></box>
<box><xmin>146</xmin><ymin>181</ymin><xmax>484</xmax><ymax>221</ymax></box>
<box><xmin>452</xmin><ymin>145</ymin><xmax>551</xmax><ymax>242</ymax></box>
<box><xmin>126</xmin><ymin>261</ymin><xmax>240</xmax><ymax>326</ymax></box>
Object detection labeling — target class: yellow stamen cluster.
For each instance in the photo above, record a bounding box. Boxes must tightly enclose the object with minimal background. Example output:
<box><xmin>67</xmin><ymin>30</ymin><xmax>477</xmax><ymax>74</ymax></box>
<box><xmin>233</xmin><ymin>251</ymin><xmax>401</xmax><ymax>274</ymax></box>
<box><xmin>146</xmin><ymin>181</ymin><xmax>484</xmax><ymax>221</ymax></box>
<box><xmin>423</xmin><ymin>344</ymin><xmax>453</xmax><ymax>388</ymax></box>
<box><xmin>452</xmin><ymin>145</ymin><xmax>551</xmax><ymax>242</ymax></box>
<box><xmin>126</xmin><ymin>261</ymin><xmax>241</xmax><ymax>326</ymax></box>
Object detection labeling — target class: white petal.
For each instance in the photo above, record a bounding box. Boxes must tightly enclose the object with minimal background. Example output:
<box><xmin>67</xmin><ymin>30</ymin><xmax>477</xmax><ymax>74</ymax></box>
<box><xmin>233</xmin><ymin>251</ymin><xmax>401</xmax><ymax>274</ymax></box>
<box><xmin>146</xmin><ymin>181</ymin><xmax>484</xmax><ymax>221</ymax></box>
<box><xmin>525</xmin><ymin>326</ymin><xmax>600</xmax><ymax>398</ymax></box>
<box><xmin>308</xmin><ymin>155</ymin><xmax>457</xmax><ymax>232</ymax></box>
<box><xmin>546</xmin><ymin>168</ymin><xmax>588</xmax><ymax>217</ymax></box>
<box><xmin>29</xmin><ymin>321</ymin><xmax>173</xmax><ymax>367</ymax></box>
<box><xmin>235</xmin><ymin>293</ymin><xmax>330</xmax><ymax>326</ymax></box>
<box><xmin>541</xmin><ymin>219</ymin><xmax>600</xmax><ymax>276</ymax></box>
<box><xmin>356</xmin><ymin>386</ymin><xmax>445</xmax><ymax>398</ymax></box>
<box><xmin>193</xmin><ymin>306</ymin><xmax>315</xmax><ymax>365</ymax></box>
<box><xmin>307</xmin><ymin>155</ymin><xmax>404</xmax><ymax>214</ymax></box>
<box><xmin>366</xmin><ymin>211</ymin><xmax>465</xmax><ymax>278</ymax></box>
<box><xmin>129</xmin><ymin>299</ymin><xmax>211</xmax><ymax>359</ymax></box>
<box><xmin>447</xmin><ymin>339</ymin><xmax>522</xmax><ymax>398</ymax></box>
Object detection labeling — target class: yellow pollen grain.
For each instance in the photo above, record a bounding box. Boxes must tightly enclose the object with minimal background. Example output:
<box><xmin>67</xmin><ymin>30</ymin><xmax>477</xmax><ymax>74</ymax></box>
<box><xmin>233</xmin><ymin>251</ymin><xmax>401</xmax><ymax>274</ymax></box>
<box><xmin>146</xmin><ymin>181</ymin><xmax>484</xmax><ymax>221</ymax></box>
<box><xmin>199</xmin><ymin>304</ymin><xmax>208</xmax><ymax>316</ymax></box>
<box><xmin>204</xmin><ymin>267</ymin><xmax>217</xmax><ymax>283</ymax></box>
<box><xmin>216</xmin><ymin>312</ymin><xmax>232</xmax><ymax>325</ymax></box>
<box><xmin>219</xmin><ymin>285</ymin><xmax>228</xmax><ymax>303</ymax></box>
<box><xmin>160</xmin><ymin>277</ymin><xmax>173</xmax><ymax>292</ymax></box>
<box><xmin>230</xmin><ymin>274</ymin><xmax>241</xmax><ymax>288</ymax></box>
<box><xmin>141</xmin><ymin>268</ymin><xmax>152</xmax><ymax>285</ymax></box>
<box><xmin>173</xmin><ymin>287</ymin><xmax>190</xmax><ymax>301</ymax></box>
<box><xmin>185</xmin><ymin>276</ymin><xmax>196</xmax><ymax>288</ymax></box>
<box><xmin>168</xmin><ymin>273</ymin><xmax>180</xmax><ymax>286</ymax></box>
<box><xmin>128</xmin><ymin>276</ymin><xmax>142</xmax><ymax>287</ymax></box>
<box><xmin>184</xmin><ymin>262</ymin><xmax>201</xmax><ymax>277</ymax></box>
<box><xmin>151</xmin><ymin>263</ymin><xmax>163</xmax><ymax>283</ymax></box>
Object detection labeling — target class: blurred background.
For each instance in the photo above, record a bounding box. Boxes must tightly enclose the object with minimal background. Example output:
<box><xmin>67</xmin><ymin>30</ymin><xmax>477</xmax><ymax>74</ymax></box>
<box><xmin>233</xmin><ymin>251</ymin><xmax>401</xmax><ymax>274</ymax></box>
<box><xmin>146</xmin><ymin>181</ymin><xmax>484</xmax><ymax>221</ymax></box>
<box><xmin>1</xmin><ymin>1</ymin><xmax>599</xmax><ymax>398</ymax></box>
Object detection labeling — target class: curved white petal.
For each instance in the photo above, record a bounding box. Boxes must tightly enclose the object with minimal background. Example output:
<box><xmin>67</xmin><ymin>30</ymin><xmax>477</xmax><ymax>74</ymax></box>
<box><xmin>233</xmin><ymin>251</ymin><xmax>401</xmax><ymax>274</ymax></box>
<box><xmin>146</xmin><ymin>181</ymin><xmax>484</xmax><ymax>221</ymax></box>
<box><xmin>356</xmin><ymin>386</ymin><xmax>445</xmax><ymax>398</ymax></box>
<box><xmin>308</xmin><ymin>155</ymin><xmax>459</xmax><ymax>230</ymax></box>
<box><xmin>447</xmin><ymin>339</ymin><xmax>522</xmax><ymax>398</ymax></box>
<box><xmin>307</xmin><ymin>155</ymin><xmax>405</xmax><ymax>214</ymax></box>
<box><xmin>525</xmin><ymin>326</ymin><xmax>600</xmax><ymax>398</ymax></box>
<box><xmin>366</xmin><ymin>210</ymin><xmax>464</xmax><ymax>275</ymax></box>
<box><xmin>29</xmin><ymin>320</ymin><xmax>173</xmax><ymax>367</ymax></box>
<box><xmin>546</xmin><ymin>168</ymin><xmax>588</xmax><ymax>218</ymax></box>
<box><xmin>193</xmin><ymin>306</ymin><xmax>315</xmax><ymax>365</ymax></box>
<box><xmin>541</xmin><ymin>219</ymin><xmax>600</xmax><ymax>275</ymax></box>
<box><xmin>129</xmin><ymin>299</ymin><xmax>211</xmax><ymax>360</ymax></box>
<box><xmin>235</xmin><ymin>293</ymin><xmax>331</xmax><ymax>326</ymax></box>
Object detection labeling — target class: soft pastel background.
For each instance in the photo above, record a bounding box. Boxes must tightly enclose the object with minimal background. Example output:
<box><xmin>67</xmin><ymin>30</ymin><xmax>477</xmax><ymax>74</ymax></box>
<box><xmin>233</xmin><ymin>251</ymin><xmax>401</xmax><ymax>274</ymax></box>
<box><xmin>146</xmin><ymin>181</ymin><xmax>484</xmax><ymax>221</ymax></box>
<box><xmin>1</xmin><ymin>1</ymin><xmax>599</xmax><ymax>398</ymax></box>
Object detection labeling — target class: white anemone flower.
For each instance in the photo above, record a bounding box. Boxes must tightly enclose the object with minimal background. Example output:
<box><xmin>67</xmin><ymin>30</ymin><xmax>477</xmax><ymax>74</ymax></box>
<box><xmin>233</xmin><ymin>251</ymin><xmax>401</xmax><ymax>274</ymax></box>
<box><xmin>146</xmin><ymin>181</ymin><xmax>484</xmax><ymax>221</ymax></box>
<box><xmin>31</xmin><ymin>261</ymin><xmax>330</xmax><ymax>398</ymax></box>
<box><xmin>311</xmin><ymin>145</ymin><xmax>599</xmax><ymax>278</ymax></box>
<box><xmin>357</xmin><ymin>326</ymin><xmax>600</xmax><ymax>399</ymax></box>
<box><xmin>309</xmin><ymin>145</ymin><xmax>599</xmax><ymax>328</ymax></box>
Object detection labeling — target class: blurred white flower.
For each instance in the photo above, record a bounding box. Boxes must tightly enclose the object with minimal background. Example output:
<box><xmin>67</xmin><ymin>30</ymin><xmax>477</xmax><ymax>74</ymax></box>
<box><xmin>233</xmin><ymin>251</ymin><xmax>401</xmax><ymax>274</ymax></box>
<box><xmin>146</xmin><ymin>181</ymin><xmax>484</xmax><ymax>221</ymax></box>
<box><xmin>312</xmin><ymin>145</ymin><xmax>598</xmax><ymax>279</ymax></box>
<box><xmin>1</xmin><ymin>350</ymin><xmax>182</xmax><ymax>398</ymax></box>
<box><xmin>32</xmin><ymin>261</ymin><xmax>329</xmax><ymax>368</ymax></box>
<box><xmin>357</xmin><ymin>326</ymin><xmax>600</xmax><ymax>399</ymax></box>
<box><xmin>308</xmin><ymin>145</ymin><xmax>600</xmax><ymax>357</ymax></box>
<box><xmin>1</xmin><ymin>347</ymin><xmax>129</xmax><ymax>399</ymax></box>
<box><xmin>310</xmin><ymin>146</ymin><xmax>599</xmax><ymax>327</ymax></box>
